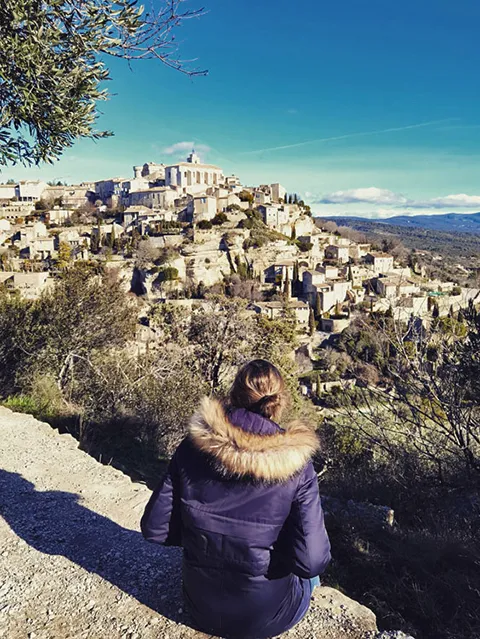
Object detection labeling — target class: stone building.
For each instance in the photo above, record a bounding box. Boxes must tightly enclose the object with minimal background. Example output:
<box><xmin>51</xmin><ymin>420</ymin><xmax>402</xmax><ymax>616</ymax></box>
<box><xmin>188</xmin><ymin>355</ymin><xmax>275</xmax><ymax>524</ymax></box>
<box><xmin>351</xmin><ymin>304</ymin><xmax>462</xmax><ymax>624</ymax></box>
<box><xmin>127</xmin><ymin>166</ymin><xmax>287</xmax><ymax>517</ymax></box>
<box><xmin>187</xmin><ymin>196</ymin><xmax>218</xmax><ymax>222</ymax></box>
<box><xmin>94</xmin><ymin>178</ymin><xmax>126</xmax><ymax>207</ymax></box>
<box><xmin>250</xmin><ymin>300</ymin><xmax>310</xmax><ymax>324</ymax></box>
<box><xmin>15</xmin><ymin>180</ymin><xmax>48</xmax><ymax>202</ymax></box>
<box><xmin>258</xmin><ymin>204</ymin><xmax>289</xmax><ymax>230</ymax></box>
<box><xmin>364</xmin><ymin>252</ymin><xmax>394</xmax><ymax>274</ymax></box>
<box><xmin>325</xmin><ymin>244</ymin><xmax>350</xmax><ymax>263</ymax></box>
<box><xmin>376</xmin><ymin>276</ymin><xmax>419</xmax><ymax>299</ymax></box>
<box><xmin>0</xmin><ymin>184</ymin><xmax>17</xmax><ymax>200</ymax></box>
<box><xmin>133</xmin><ymin>162</ymin><xmax>166</xmax><ymax>181</ymax></box>
<box><xmin>165</xmin><ymin>150</ymin><xmax>224</xmax><ymax>195</ymax></box>
<box><xmin>128</xmin><ymin>187</ymin><xmax>177</xmax><ymax>210</ymax></box>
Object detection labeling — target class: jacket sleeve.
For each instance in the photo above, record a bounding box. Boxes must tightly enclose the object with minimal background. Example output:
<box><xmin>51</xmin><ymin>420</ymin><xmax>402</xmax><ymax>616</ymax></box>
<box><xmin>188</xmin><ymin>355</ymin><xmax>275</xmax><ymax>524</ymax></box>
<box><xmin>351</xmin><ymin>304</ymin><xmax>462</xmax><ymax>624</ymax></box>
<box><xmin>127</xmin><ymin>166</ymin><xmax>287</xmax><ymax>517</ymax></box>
<box><xmin>288</xmin><ymin>461</ymin><xmax>331</xmax><ymax>579</ymax></box>
<box><xmin>140</xmin><ymin>449</ymin><xmax>182</xmax><ymax>547</ymax></box>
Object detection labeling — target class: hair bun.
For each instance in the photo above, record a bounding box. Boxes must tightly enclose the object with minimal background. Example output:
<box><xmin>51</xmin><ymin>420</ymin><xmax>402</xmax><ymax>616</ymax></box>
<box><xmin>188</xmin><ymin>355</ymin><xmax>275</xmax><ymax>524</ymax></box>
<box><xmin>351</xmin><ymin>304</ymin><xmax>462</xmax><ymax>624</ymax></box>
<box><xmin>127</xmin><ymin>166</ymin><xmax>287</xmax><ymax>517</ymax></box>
<box><xmin>253</xmin><ymin>394</ymin><xmax>282</xmax><ymax>418</ymax></box>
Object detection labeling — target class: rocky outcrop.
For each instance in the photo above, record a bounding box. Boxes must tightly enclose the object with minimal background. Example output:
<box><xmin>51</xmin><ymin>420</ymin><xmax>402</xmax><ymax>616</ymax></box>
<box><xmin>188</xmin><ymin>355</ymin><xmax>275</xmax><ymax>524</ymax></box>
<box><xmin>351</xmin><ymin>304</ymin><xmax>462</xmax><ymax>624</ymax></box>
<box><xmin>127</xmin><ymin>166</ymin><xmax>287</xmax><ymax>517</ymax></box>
<box><xmin>0</xmin><ymin>407</ymin><xmax>414</xmax><ymax>639</ymax></box>
<box><xmin>322</xmin><ymin>496</ymin><xmax>395</xmax><ymax>530</ymax></box>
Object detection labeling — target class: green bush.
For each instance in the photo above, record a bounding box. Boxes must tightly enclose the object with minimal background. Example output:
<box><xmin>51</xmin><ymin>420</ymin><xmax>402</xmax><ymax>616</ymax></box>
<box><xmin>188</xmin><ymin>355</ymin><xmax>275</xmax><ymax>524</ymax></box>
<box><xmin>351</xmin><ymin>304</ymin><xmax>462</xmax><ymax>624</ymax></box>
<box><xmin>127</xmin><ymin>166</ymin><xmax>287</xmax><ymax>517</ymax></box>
<box><xmin>197</xmin><ymin>219</ymin><xmax>212</xmax><ymax>230</ymax></box>
<box><xmin>212</xmin><ymin>212</ymin><xmax>228</xmax><ymax>225</ymax></box>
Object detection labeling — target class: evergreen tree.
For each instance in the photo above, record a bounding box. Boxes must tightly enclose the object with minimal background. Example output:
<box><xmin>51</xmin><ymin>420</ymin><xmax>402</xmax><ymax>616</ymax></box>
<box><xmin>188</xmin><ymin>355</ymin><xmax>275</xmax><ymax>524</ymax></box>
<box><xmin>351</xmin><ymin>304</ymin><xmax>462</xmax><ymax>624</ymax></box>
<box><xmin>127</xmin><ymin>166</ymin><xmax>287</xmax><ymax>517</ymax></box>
<box><xmin>315</xmin><ymin>292</ymin><xmax>322</xmax><ymax>318</ymax></box>
<box><xmin>288</xmin><ymin>194</ymin><xmax>293</xmax><ymax>204</ymax></box>
<box><xmin>90</xmin><ymin>229</ymin><xmax>99</xmax><ymax>253</ymax></box>
<box><xmin>283</xmin><ymin>273</ymin><xmax>290</xmax><ymax>298</ymax></box>
<box><xmin>458</xmin><ymin>308</ymin><xmax>465</xmax><ymax>323</ymax></box>
<box><xmin>448</xmin><ymin>305</ymin><xmax>454</xmax><ymax>319</ymax></box>
<box><xmin>293</xmin><ymin>193</ymin><xmax>299</xmax><ymax>204</ymax></box>
<box><xmin>291</xmin><ymin>225</ymin><xmax>296</xmax><ymax>240</ymax></box>
<box><xmin>347</xmin><ymin>264</ymin><xmax>354</xmax><ymax>283</ymax></box>
<box><xmin>432</xmin><ymin>302</ymin><xmax>440</xmax><ymax>319</ymax></box>
<box><xmin>308</xmin><ymin>307</ymin><xmax>316</xmax><ymax>336</ymax></box>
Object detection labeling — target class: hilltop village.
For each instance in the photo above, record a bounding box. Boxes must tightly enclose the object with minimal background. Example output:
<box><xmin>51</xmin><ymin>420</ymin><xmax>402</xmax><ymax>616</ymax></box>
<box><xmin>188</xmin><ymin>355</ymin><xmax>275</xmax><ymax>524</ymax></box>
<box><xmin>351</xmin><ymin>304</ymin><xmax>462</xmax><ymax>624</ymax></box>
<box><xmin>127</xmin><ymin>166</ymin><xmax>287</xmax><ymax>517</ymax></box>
<box><xmin>1</xmin><ymin>151</ymin><xmax>478</xmax><ymax>351</ymax></box>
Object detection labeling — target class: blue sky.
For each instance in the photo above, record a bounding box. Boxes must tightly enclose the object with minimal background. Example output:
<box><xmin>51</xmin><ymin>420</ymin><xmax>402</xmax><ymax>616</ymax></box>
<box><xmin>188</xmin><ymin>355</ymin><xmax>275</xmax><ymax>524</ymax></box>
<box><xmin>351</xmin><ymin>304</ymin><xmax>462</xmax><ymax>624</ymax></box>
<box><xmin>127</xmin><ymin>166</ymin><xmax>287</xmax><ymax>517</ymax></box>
<box><xmin>5</xmin><ymin>0</ymin><xmax>480</xmax><ymax>217</ymax></box>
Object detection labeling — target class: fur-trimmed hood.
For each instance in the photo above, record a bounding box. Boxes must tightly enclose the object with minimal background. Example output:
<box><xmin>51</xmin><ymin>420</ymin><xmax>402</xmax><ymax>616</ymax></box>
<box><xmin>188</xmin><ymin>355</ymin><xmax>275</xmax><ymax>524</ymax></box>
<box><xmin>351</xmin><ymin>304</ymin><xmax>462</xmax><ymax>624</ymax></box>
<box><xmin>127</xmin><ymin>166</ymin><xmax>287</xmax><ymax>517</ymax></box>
<box><xmin>188</xmin><ymin>397</ymin><xmax>319</xmax><ymax>482</ymax></box>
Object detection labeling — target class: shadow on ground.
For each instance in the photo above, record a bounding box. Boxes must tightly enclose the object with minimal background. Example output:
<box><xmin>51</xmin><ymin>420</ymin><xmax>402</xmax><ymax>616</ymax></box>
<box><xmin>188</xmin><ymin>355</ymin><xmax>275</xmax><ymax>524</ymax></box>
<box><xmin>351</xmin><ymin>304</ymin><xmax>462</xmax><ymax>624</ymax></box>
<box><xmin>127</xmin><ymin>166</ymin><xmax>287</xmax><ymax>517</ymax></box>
<box><xmin>0</xmin><ymin>469</ymin><xmax>198</xmax><ymax>629</ymax></box>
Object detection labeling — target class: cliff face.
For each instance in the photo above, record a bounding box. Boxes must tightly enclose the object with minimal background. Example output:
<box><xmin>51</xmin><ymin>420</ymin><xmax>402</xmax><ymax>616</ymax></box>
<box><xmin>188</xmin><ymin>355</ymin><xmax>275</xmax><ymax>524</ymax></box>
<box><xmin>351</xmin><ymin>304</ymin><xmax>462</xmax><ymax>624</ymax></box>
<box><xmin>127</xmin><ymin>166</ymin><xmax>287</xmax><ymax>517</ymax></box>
<box><xmin>0</xmin><ymin>407</ymin><xmax>414</xmax><ymax>639</ymax></box>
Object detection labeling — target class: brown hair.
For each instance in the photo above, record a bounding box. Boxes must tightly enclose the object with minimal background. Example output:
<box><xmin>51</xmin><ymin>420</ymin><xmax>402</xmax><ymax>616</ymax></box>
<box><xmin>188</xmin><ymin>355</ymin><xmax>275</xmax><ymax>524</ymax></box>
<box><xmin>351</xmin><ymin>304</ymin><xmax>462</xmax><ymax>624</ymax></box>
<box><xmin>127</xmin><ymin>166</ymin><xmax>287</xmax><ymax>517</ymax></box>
<box><xmin>229</xmin><ymin>359</ymin><xmax>287</xmax><ymax>422</ymax></box>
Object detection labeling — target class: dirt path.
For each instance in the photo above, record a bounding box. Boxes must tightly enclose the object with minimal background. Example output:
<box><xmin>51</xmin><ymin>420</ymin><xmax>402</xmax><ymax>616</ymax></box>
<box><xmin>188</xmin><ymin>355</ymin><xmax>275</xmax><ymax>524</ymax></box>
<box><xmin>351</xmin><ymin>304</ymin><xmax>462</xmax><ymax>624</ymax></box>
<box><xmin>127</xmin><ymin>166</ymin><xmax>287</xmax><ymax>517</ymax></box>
<box><xmin>0</xmin><ymin>407</ymin><xmax>412</xmax><ymax>639</ymax></box>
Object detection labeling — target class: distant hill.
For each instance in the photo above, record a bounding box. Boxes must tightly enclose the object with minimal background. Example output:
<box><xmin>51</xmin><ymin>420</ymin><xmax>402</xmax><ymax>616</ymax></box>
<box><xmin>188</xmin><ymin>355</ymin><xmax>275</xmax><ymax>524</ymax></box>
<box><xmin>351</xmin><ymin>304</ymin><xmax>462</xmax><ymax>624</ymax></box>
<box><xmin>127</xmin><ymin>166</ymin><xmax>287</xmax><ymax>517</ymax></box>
<box><xmin>327</xmin><ymin>212</ymin><xmax>480</xmax><ymax>234</ymax></box>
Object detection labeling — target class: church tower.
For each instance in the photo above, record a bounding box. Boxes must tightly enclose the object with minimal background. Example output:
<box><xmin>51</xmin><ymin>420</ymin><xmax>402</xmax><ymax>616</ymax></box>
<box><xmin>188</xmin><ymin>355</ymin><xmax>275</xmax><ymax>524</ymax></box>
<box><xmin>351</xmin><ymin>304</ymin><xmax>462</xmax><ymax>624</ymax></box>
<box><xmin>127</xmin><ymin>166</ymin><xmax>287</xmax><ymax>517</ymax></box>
<box><xmin>187</xmin><ymin>149</ymin><xmax>200</xmax><ymax>164</ymax></box>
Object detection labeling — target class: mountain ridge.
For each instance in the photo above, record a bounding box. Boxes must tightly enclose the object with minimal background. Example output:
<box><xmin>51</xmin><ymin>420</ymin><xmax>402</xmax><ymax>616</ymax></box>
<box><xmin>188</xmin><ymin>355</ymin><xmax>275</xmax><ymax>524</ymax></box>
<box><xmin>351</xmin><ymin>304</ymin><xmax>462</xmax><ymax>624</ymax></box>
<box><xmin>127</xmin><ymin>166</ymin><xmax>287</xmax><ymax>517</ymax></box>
<box><xmin>322</xmin><ymin>211</ymin><xmax>480</xmax><ymax>234</ymax></box>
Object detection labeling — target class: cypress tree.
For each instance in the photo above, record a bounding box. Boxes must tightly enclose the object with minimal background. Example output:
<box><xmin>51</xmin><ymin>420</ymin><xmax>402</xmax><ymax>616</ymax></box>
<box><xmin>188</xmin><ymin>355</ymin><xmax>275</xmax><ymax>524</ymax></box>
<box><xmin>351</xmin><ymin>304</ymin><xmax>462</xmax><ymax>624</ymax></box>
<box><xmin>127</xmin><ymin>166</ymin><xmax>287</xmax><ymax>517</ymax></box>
<box><xmin>315</xmin><ymin>292</ymin><xmax>322</xmax><ymax>318</ymax></box>
<box><xmin>283</xmin><ymin>273</ymin><xmax>290</xmax><ymax>298</ymax></box>
<box><xmin>309</xmin><ymin>307</ymin><xmax>316</xmax><ymax>336</ymax></box>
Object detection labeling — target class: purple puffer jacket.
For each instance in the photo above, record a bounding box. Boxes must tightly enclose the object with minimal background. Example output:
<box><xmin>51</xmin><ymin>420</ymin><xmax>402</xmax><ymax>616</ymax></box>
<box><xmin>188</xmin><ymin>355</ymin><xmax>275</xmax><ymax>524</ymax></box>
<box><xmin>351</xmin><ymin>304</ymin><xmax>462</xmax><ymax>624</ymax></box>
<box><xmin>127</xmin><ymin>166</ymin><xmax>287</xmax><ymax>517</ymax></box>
<box><xmin>141</xmin><ymin>397</ymin><xmax>331</xmax><ymax>639</ymax></box>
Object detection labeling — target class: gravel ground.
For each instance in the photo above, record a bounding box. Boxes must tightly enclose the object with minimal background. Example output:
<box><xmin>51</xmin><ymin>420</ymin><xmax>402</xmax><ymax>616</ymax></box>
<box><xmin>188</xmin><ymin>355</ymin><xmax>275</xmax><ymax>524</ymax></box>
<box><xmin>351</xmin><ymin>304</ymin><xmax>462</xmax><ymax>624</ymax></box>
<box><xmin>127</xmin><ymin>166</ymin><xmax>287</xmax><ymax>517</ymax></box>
<box><xmin>0</xmin><ymin>407</ymin><xmax>414</xmax><ymax>639</ymax></box>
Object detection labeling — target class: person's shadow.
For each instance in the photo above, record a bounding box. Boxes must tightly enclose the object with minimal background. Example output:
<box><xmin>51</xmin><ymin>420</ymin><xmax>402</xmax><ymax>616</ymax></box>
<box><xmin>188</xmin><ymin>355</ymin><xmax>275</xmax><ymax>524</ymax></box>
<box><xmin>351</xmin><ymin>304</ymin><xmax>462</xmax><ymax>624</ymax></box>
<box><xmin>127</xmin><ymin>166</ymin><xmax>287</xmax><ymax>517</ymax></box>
<box><xmin>0</xmin><ymin>469</ymin><xmax>193</xmax><ymax>627</ymax></box>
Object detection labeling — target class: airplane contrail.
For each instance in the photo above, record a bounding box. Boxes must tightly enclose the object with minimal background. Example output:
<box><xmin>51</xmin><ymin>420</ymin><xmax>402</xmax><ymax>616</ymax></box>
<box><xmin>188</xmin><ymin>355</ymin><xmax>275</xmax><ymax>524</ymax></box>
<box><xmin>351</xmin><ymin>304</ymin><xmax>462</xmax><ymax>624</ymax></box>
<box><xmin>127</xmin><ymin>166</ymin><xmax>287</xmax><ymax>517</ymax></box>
<box><xmin>240</xmin><ymin>118</ymin><xmax>460</xmax><ymax>155</ymax></box>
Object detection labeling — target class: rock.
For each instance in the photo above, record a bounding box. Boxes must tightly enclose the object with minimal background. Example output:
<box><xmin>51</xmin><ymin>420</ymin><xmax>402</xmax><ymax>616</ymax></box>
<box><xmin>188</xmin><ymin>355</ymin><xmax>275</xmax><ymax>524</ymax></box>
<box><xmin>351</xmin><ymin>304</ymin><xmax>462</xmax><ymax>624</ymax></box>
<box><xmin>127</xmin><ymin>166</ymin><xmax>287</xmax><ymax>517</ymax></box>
<box><xmin>307</xmin><ymin>586</ymin><xmax>378</xmax><ymax>636</ymax></box>
<box><xmin>322</xmin><ymin>496</ymin><xmax>395</xmax><ymax>530</ymax></box>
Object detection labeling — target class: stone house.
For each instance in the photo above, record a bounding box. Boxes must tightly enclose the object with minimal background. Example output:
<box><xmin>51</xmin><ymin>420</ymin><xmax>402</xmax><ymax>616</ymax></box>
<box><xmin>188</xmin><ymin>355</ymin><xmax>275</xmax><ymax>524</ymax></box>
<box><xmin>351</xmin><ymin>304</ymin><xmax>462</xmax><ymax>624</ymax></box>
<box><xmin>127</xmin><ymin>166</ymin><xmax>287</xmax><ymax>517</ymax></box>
<box><xmin>258</xmin><ymin>205</ymin><xmax>289</xmax><ymax>230</ymax></box>
<box><xmin>46</xmin><ymin>208</ymin><xmax>71</xmax><ymax>225</ymax></box>
<box><xmin>376</xmin><ymin>277</ymin><xmax>419</xmax><ymax>299</ymax></box>
<box><xmin>325</xmin><ymin>244</ymin><xmax>350</xmax><ymax>264</ymax></box>
<box><xmin>0</xmin><ymin>271</ymin><xmax>53</xmax><ymax>299</ymax></box>
<box><xmin>94</xmin><ymin>178</ymin><xmax>126</xmax><ymax>207</ymax></box>
<box><xmin>133</xmin><ymin>162</ymin><xmax>166</xmax><ymax>181</ymax></box>
<box><xmin>15</xmin><ymin>180</ymin><xmax>48</xmax><ymax>202</ymax></box>
<box><xmin>250</xmin><ymin>300</ymin><xmax>310</xmax><ymax>324</ymax></box>
<box><xmin>216</xmin><ymin>190</ymin><xmax>242</xmax><ymax>212</ymax></box>
<box><xmin>0</xmin><ymin>184</ymin><xmax>17</xmax><ymax>200</ymax></box>
<box><xmin>128</xmin><ymin>187</ymin><xmax>177</xmax><ymax>210</ymax></box>
<box><xmin>316</xmin><ymin>264</ymin><xmax>339</xmax><ymax>279</ymax></box>
<box><xmin>188</xmin><ymin>196</ymin><xmax>218</xmax><ymax>222</ymax></box>
<box><xmin>122</xmin><ymin>205</ymin><xmax>155</xmax><ymax>228</ymax></box>
<box><xmin>364</xmin><ymin>252</ymin><xmax>394</xmax><ymax>274</ymax></box>
<box><xmin>316</xmin><ymin>279</ymin><xmax>353</xmax><ymax>313</ymax></box>
<box><xmin>271</xmin><ymin>183</ymin><xmax>286</xmax><ymax>203</ymax></box>
<box><xmin>224</xmin><ymin>175</ymin><xmax>241</xmax><ymax>188</ymax></box>
<box><xmin>0</xmin><ymin>202</ymin><xmax>35</xmax><ymax>221</ymax></box>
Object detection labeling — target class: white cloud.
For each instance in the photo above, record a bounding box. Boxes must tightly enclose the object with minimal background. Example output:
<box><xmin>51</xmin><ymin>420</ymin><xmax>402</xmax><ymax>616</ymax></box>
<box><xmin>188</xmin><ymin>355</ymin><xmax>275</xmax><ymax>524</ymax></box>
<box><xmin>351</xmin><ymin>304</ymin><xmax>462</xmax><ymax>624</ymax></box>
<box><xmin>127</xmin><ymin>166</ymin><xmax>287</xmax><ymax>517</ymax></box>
<box><xmin>162</xmin><ymin>141</ymin><xmax>211</xmax><ymax>160</ymax></box>
<box><xmin>318</xmin><ymin>187</ymin><xmax>408</xmax><ymax>206</ymax></box>
<box><xmin>317</xmin><ymin>187</ymin><xmax>480</xmax><ymax>211</ymax></box>
<box><xmin>412</xmin><ymin>194</ymin><xmax>480</xmax><ymax>209</ymax></box>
